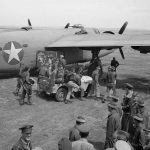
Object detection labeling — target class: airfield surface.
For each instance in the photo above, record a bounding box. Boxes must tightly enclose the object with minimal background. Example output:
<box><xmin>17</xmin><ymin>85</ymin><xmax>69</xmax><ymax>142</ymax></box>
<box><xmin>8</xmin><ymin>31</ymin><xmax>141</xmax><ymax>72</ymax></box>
<box><xmin>0</xmin><ymin>48</ymin><xmax>150</xmax><ymax>150</ymax></box>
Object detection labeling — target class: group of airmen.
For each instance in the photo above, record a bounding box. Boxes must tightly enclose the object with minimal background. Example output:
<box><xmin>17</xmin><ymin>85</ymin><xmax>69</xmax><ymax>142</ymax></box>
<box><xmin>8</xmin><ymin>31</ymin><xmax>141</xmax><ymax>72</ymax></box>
<box><xmin>12</xmin><ymin>55</ymin><xmax>150</xmax><ymax>150</ymax></box>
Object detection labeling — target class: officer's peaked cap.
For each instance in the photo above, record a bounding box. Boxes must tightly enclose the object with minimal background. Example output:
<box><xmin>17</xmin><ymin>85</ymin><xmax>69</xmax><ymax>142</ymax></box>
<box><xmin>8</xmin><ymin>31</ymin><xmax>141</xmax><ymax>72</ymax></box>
<box><xmin>77</xmin><ymin>124</ymin><xmax>91</xmax><ymax>133</ymax></box>
<box><xmin>115</xmin><ymin>140</ymin><xmax>131</xmax><ymax>150</ymax></box>
<box><xmin>19</xmin><ymin>125</ymin><xmax>33</xmax><ymax>133</ymax></box>
<box><xmin>76</xmin><ymin>116</ymin><xmax>86</xmax><ymax>123</ymax></box>
<box><xmin>108</xmin><ymin>101</ymin><xmax>117</xmax><ymax>109</ymax></box>
<box><xmin>137</xmin><ymin>99</ymin><xmax>145</xmax><ymax>107</ymax></box>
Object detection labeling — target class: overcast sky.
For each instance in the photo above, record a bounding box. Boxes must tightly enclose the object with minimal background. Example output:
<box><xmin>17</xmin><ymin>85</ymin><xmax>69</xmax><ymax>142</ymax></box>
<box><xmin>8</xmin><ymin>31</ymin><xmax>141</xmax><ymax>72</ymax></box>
<box><xmin>0</xmin><ymin>0</ymin><xmax>150</xmax><ymax>30</ymax></box>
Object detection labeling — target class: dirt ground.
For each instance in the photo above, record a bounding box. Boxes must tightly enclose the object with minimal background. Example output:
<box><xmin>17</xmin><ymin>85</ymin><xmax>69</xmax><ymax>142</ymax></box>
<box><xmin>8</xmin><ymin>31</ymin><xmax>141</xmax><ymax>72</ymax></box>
<box><xmin>0</xmin><ymin>48</ymin><xmax>150</xmax><ymax>150</ymax></box>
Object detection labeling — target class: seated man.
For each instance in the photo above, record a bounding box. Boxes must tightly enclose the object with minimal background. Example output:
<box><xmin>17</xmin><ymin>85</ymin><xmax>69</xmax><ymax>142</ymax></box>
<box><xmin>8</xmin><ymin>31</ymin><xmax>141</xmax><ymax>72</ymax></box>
<box><xmin>65</xmin><ymin>70</ymin><xmax>85</xmax><ymax>103</ymax></box>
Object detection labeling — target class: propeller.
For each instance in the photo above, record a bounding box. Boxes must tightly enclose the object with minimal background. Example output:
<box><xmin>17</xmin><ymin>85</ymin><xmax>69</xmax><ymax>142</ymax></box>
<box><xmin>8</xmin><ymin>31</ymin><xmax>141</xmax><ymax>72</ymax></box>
<box><xmin>28</xmin><ymin>19</ymin><xmax>32</xmax><ymax>27</ymax></box>
<box><xmin>118</xmin><ymin>21</ymin><xmax>128</xmax><ymax>59</ymax></box>
<box><xmin>64</xmin><ymin>23</ymin><xmax>70</xmax><ymax>29</ymax></box>
<box><xmin>21</xmin><ymin>18</ymin><xmax>32</xmax><ymax>31</ymax></box>
<box><xmin>119</xmin><ymin>48</ymin><xmax>125</xmax><ymax>59</ymax></box>
<box><xmin>118</xmin><ymin>21</ymin><xmax>128</xmax><ymax>34</ymax></box>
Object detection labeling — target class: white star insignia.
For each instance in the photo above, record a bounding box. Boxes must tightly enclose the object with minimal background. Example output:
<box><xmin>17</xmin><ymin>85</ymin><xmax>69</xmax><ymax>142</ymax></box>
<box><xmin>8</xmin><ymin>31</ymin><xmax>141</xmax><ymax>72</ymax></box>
<box><xmin>3</xmin><ymin>42</ymin><xmax>22</xmax><ymax>63</ymax></box>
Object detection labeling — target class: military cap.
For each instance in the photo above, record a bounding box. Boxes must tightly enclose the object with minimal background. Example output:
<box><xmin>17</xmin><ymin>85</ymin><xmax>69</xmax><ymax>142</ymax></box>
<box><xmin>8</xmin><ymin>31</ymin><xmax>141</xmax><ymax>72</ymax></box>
<box><xmin>110</xmin><ymin>96</ymin><xmax>119</xmax><ymax>102</ymax></box>
<box><xmin>137</xmin><ymin>99</ymin><xmax>145</xmax><ymax>107</ymax></box>
<box><xmin>19</xmin><ymin>125</ymin><xmax>33</xmax><ymax>133</ymax></box>
<box><xmin>125</xmin><ymin>83</ymin><xmax>133</xmax><ymax>89</ymax></box>
<box><xmin>113</xmin><ymin>130</ymin><xmax>129</xmax><ymax>141</ymax></box>
<box><xmin>76</xmin><ymin>116</ymin><xmax>86</xmax><ymax>123</ymax></box>
<box><xmin>133</xmin><ymin>113</ymin><xmax>143</xmax><ymax>122</ymax></box>
<box><xmin>77</xmin><ymin>124</ymin><xmax>91</xmax><ymax>133</ymax></box>
<box><xmin>115</xmin><ymin>140</ymin><xmax>131</xmax><ymax>150</ymax></box>
<box><xmin>108</xmin><ymin>101</ymin><xmax>117</xmax><ymax>109</ymax></box>
<box><xmin>58</xmin><ymin>137</ymin><xmax>72</xmax><ymax>150</ymax></box>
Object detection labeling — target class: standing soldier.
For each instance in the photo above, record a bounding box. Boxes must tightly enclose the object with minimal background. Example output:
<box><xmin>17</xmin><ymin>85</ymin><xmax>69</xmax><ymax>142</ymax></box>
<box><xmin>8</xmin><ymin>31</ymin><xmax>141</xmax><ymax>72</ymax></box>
<box><xmin>132</xmin><ymin>114</ymin><xmax>145</xmax><ymax>150</ymax></box>
<box><xmin>14</xmin><ymin>63</ymin><xmax>24</xmax><ymax>96</ymax></box>
<box><xmin>69</xmin><ymin>116</ymin><xmax>86</xmax><ymax>142</ymax></box>
<box><xmin>20</xmin><ymin>67</ymin><xmax>33</xmax><ymax>105</ymax></box>
<box><xmin>121</xmin><ymin>83</ymin><xmax>134</xmax><ymax>132</ymax></box>
<box><xmin>91</xmin><ymin>66</ymin><xmax>101</xmax><ymax>100</ymax></box>
<box><xmin>106</xmin><ymin>66</ymin><xmax>117</xmax><ymax>97</ymax></box>
<box><xmin>111</xmin><ymin>57</ymin><xmax>119</xmax><ymax>72</ymax></box>
<box><xmin>137</xmin><ymin>99</ymin><xmax>149</xmax><ymax>129</ymax></box>
<box><xmin>11</xmin><ymin>125</ymin><xmax>33</xmax><ymax>150</ymax></box>
<box><xmin>104</xmin><ymin>102</ymin><xmax>121</xmax><ymax>149</ymax></box>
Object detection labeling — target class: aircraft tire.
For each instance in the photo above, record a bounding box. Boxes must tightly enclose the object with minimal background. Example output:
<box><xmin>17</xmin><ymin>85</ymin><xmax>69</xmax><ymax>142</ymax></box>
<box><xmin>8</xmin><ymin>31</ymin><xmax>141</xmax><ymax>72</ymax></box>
<box><xmin>55</xmin><ymin>87</ymin><xmax>68</xmax><ymax>102</ymax></box>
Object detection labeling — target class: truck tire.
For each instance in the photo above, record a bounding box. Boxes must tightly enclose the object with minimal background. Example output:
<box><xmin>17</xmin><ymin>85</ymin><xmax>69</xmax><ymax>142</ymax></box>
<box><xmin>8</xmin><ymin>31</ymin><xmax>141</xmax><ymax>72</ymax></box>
<box><xmin>55</xmin><ymin>87</ymin><xmax>68</xmax><ymax>102</ymax></box>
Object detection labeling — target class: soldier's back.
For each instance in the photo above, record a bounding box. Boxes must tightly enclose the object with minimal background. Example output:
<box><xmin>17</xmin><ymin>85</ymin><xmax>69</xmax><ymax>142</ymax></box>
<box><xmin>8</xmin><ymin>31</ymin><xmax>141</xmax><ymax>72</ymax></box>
<box><xmin>69</xmin><ymin>126</ymin><xmax>80</xmax><ymax>142</ymax></box>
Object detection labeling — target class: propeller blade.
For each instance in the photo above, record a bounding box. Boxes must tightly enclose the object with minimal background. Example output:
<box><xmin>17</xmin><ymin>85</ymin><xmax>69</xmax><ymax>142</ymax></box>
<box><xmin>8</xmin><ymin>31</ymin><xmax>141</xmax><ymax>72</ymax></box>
<box><xmin>118</xmin><ymin>21</ymin><xmax>128</xmax><ymax>34</ymax></box>
<box><xmin>119</xmin><ymin>48</ymin><xmax>125</xmax><ymax>59</ymax></box>
<box><xmin>64</xmin><ymin>23</ymin><xmax>70</xmax><ymax>29</ymax></box>
<box><xmin>28</xmin><ymin>19</ymin><xmax>32</xmax><ymax>26</ymax></box>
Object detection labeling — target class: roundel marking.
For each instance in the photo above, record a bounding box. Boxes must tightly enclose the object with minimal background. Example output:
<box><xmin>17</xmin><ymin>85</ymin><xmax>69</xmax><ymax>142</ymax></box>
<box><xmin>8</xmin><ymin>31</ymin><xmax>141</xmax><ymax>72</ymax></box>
<box><xmin>2</xmin><ymin>41</ymin><xmax>24</xmax><ymax>65</ymax></box>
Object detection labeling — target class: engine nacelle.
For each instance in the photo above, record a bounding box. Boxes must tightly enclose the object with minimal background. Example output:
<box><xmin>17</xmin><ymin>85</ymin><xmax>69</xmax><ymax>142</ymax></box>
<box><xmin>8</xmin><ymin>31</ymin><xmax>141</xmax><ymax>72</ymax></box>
<box><xmin>131</xmin><ymin>46</ymin><xmax>150</xmax><ymax>54</ymax></box>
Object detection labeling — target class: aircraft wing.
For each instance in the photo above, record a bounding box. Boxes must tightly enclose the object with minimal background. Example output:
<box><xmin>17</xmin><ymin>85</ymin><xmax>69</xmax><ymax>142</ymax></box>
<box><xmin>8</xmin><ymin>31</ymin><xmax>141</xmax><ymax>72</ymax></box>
<box><xmin>46</xmin><ymin>34</ymin><xmax>150</xmax><ymax>49</ymax></box>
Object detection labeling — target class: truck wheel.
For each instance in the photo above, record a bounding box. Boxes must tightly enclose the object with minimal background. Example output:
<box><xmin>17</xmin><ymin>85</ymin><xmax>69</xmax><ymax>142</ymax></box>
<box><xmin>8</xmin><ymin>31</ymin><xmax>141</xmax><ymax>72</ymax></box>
<box><xmin>55</xmin><ymin>87</ymin><xmax>68</xmax><ymax>102</ymax></box>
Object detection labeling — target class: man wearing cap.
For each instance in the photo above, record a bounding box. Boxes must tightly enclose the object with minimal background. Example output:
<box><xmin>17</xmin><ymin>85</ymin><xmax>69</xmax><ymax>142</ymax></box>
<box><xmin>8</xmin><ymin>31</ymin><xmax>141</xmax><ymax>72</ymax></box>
<box><xmin>121</xmin><ymin>83</ymin><xmax>134</xmax><ymax>132</ymax></box>
<box><xmin>106</xmin><ymin>140</ymin><xmax>132</xmax><ymax>150</ymax></box>
<box><xmin>106</xmin><ymin>66</ymin><xmax>117</xmax><ymax>97</ymax></box>
<box><xmin>137</xmin><ymin>99</ymin><xmax>149</xmax><ymax>129</ymax></box>
<box><xmin>12</xmin><ymin>125</ymin><xmax>33</xmax><ymax>150</ymax></box>
<box><xmin>113</xmin><ymin>130</ymin><xmax>130</xmax><ymax>142</ymax></box>
<box><xmin>131</xmin><ymin>114</ymin><xmax>145</xmax><ymax>150</ymax></box>
<box><xmin>104</xmin><ymin>102</ymin><xmax>121</xmax><ymax>149</ymax></box>
<box><xmin>69</xmin><ymin>116</ymin><xmax>86</xmax><ymax>142</ymax></box>
<box><xmin>72</xmin><ymin>124</ymin><xmax>95</xmax><ymax>150</ymax></box>
<box><xmin>20</xmin><ymin>67</ymin><xmax>33</xmax><ymax>105</ymax></box>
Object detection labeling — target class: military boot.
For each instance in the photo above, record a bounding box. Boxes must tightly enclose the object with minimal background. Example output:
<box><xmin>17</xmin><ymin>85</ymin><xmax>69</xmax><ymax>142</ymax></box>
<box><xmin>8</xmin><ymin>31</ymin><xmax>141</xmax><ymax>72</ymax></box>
<box><xmin>64</xmin><ymin>99</ymin><xmax>72</xmax><ymax>104</ymax></box>
<box><xmin>27</xmin><ymin>96</ymin><xmax>33</xmax><ymax>105</ymax></box>
<box><xmin>14</xmin><ymin>88</ymin><xmax>19</xmax><ymax>96</ymax></box>
<box><xmin>19</xmin><ymin>98</ymin><xmax>25</xmax><ymax>105</ymax></box>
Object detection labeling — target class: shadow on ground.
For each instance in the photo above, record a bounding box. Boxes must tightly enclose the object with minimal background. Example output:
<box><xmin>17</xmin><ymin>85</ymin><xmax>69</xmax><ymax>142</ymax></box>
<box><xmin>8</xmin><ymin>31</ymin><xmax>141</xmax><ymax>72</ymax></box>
<box><xmin>35</xmin><ymin>91</ymin><xmax>56</xmax><ymax>102</ymax></box>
